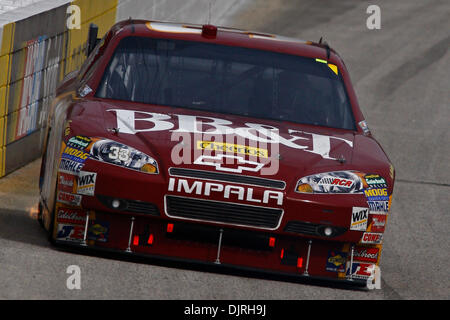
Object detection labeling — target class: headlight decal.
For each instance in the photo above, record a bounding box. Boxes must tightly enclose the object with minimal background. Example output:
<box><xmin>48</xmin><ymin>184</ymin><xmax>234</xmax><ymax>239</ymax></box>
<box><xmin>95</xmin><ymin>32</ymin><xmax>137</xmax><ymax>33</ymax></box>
<box><xmin>296</xmin><ymin>171</ymin><xmax>364</xmax><ymax>194</ymax></box>
<box><xmin>89</xmin><ymin>138</ymin><xmax>159</xmax><ymax>174</ymax></box>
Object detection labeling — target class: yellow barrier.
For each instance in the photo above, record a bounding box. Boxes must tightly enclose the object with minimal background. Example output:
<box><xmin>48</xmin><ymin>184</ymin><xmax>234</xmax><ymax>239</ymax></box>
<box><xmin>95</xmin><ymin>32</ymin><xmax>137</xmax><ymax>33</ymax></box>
<box><xmin>0</xmin><ymin>22</ymin><xmax>15</xmax><ymax>176</ymax></box>
<box><xmin>0</xmin><ymin>0</ymin><xmax>117</xmax><ymax>177</ymax></box>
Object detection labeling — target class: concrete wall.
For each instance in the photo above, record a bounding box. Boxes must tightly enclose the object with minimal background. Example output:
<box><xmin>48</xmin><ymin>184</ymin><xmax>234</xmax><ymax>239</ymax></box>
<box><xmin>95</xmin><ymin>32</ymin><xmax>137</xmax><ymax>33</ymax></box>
<box><xmin>0</xmin><ymin>0</ymin><xmax>250</xmax><ymax>178</ymax></box>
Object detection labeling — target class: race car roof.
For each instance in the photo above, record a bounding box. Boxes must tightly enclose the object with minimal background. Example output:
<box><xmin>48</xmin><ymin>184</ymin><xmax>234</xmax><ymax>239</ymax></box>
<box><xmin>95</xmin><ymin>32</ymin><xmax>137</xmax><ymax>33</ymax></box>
<box><xmin>108</xmin><ymin>19</ymin><xmax>342</xmax><ymax>64</ymax></box>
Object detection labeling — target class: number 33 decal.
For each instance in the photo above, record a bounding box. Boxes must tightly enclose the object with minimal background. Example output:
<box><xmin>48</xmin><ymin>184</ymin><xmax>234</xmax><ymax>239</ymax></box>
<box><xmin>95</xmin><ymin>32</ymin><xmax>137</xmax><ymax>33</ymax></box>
<box><xmin>109</xmin><ymin>146</ymin><xmax>130</xmax><ymax>162</ymax></box>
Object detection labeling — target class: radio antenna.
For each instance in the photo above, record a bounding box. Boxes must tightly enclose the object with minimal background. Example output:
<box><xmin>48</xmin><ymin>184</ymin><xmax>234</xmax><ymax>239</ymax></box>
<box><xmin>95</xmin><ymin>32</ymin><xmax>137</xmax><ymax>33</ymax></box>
<box><xmin>208</xmin><ymin>1</ymin><xmax>212</xmax><ymax>25</ymax></box>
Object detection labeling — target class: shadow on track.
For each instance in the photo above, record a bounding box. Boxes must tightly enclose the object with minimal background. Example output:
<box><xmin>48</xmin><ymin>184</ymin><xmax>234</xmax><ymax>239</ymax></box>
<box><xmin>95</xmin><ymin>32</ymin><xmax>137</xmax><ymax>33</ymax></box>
<box><xmin>0</xmin><ymin>208</ymin><xmax>50</xmax><ymax>249</ymax></box>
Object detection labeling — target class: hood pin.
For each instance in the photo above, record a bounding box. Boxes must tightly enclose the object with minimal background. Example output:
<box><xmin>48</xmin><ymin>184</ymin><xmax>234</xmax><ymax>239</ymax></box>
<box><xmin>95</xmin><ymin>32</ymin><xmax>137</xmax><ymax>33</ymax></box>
<box><xmin>108</xmin><ymin>127</ymin><xmax>120</xmax><ymax>134</ymax></box>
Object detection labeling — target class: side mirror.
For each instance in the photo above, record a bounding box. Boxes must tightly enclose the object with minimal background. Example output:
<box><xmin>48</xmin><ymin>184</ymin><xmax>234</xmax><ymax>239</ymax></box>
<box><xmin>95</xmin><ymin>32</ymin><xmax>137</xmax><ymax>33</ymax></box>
<box><xmin>87</xmin><ymin>23</ymin><xmax>100</xmax><ymax>56</ymax></box>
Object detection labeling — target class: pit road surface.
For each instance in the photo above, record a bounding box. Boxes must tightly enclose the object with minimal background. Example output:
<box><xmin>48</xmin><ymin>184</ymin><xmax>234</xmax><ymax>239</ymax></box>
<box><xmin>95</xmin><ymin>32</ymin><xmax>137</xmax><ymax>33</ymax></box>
<box><xmin>0</xmin><ymin>0</ymin><xmax>448</xmax><ymax>299</ymax></box>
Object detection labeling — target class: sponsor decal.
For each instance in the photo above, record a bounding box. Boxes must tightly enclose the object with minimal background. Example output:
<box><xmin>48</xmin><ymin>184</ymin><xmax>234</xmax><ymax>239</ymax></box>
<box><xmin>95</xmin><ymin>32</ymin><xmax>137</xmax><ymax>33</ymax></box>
<box><xmin>56</xmin><ymin>224</ymin><xmax>84</xmax><ymax>242</ymax></box>
<box><xmin>168</xmin><ymin>177</ymin><xmax>283</xmax><ymax>206</ymax></box>
<box><xmin>361</xmin><ymin>232</ymin><xmax>383</xmax><ymax>244</ymax></box>
<box><xmin>76</xmin><ymin>171</ymin><xmax>97</xmax><ymax>196</ymax></box>
<box><xmin>67</xmin><ymin>135</ymin><xmax>92</xmax><ymax>150</ymax></box>
<box><xmin>318</xmin><ymin>176</ymin><xmax>354</xmax><ymax>188</ymax></box>
<box><xmin>108</xmin><ymin>109</ymin><xmax>354</xmax><ymax>161</ymax></box>
<box><xmin>197</xmin><ymin>140</ymin><xmax>269</xmax><ymax>158</ymax></box>
<box><xmin>326</xmin><ymin>251</ymin><xmax>347</xmax><ymax>272</ymax></box>
<box><xmin>346</xmin><ymin>261</ymin><xmax>375</xmax><ymax>280</ymax></box>
<box><xmin>58</xmin><ymin>172</ymin><xmax>76</xmax><ymax>193</ymax></box>
<box><xmin>370</xmin><ymin>214</ymin><xmax>387</xmax><ymax>233</ymax></box>
<box><xmin>353</xmin><ymin>246</ymin><xmax>380</xmax><ymax>263</ymax></box>
<box><xmin>364</xmin><ymin>174</ymin><xmax>387</xmax><ymax>188</ymax></box>
<box><xmin>61</xmin><ymin>146</ymin><xmax>90</xmax><ymax>163</ymax></box>
<box><xmin>350</xmin><ymin>207</ymin><xmax>369</xmax><ymax>231</ymax></box>
<box><xmin>363</xmin><ymin>177</ymin><xmax>390</xmax><ymax>214</ymax></box>
<box><xmin>88</xmin><ymin>221</ymin><xmax>109</xmax><ymax>242</ymax></box>
<box><xmin>194</xmin><ymin>154</ymin><xmax>265</xmax><ymax>174</ymax></box>
<box><xmin>56</xmin><ymin>207</ymin><xmax>87</xmax><ymax>225</ymax></box>
<box><xmin>367</xmin><ymin>200</ymin><xmax>389</xmax><ymax>213</ymax></box>
<box><xmin>358</xmin><ymin>120</ymin><xmax>370</xmax><ymax>135</ymax></box>
<box><xmin>59</xmin><ymin>158</ymin><xmax>85</xmax><ymax>174</ymax></box>
<box><xmin>364</xmin><ymin>187</ymin><xmax>389</xmax><ymax>201</ymax></box>
<box><xmin>57</xmin><ymin>191</ymin><xmax>82</xmax><ymax>206</ymax></box>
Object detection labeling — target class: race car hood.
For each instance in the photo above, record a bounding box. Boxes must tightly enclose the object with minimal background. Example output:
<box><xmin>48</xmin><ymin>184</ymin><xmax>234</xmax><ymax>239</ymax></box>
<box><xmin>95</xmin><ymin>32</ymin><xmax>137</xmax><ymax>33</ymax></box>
<box><xmin>69</xmin><ymin>99</ymin><xmax>390</xmax><ymax>188</ymax></box>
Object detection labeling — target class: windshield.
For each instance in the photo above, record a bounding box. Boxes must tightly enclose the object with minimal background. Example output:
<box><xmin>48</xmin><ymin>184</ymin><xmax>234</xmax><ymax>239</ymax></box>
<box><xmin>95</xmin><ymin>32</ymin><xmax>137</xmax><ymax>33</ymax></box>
<box><xmin>96</xmin><ymin>36</ymin><xmax>356</xmax><ymax>130</ymax></box>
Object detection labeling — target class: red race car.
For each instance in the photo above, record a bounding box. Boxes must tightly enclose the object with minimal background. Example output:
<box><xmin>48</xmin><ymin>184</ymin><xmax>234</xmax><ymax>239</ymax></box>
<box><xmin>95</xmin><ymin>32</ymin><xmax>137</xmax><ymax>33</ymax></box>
<box><xmin>39</xmin><ymin>20</ymin><xmax>395</xmax><ymax>287</ymax></box>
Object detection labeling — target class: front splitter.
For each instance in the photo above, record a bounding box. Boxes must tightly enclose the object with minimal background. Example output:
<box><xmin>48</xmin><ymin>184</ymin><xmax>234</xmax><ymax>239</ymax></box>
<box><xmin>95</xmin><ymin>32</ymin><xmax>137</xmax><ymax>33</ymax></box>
<box><xmin>54</xmin><ymin>240</ymin><xmax>369</xmax><ymax>289</ymax></box>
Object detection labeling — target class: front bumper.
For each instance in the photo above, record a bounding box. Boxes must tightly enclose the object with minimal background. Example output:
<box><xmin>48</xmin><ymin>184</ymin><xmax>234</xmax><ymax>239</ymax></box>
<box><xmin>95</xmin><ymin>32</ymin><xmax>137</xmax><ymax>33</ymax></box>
<box><xmin>52</xmin><ymin>160</ymin><xmax>384</xmax><ymax>286</ymax></box>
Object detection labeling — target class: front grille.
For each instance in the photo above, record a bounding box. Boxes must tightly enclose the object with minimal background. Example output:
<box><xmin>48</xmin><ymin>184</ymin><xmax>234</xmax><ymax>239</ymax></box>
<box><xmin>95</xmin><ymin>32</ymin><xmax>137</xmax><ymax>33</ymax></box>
<box><xmin>165</xmin><ymin>195</ymin><xmax>283</xmax><ymax>229</ymax></box>
<box><xmin>169</xmin><ymin>168</ymin><xmax>285</xmax><ymax>189</ymax></box>
<box><xmin>284</xmin><ymin>221</ymin><xmax>346</xmax><ymax>238</ymax></box>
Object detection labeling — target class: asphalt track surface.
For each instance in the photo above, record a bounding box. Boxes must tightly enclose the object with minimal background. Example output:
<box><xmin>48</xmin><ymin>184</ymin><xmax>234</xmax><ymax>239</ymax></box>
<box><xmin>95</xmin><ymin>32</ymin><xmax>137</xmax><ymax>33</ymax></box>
<box><xmin>0</xmin><ymin>0</ymin><xmax>448</xmax><ymax>300</ymax></box>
